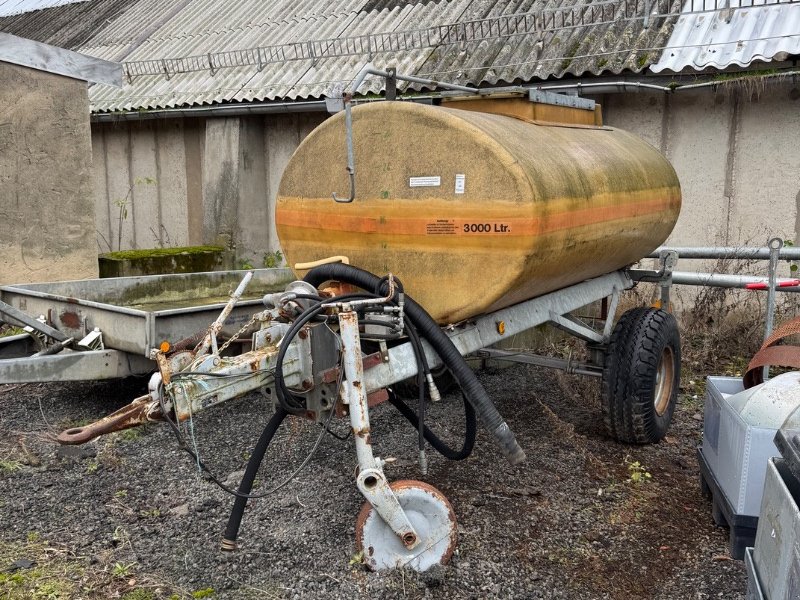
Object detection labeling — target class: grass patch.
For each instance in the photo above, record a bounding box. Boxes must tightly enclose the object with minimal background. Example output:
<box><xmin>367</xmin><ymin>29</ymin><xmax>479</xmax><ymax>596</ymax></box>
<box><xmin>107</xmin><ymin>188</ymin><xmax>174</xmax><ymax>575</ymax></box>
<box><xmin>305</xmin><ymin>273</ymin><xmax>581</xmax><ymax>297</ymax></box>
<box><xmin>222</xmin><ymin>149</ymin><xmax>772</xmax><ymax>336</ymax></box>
<box><xmin>0</xmin><ymin>538</ymin><xmax>84</xmax><ymax>599</ymax></box>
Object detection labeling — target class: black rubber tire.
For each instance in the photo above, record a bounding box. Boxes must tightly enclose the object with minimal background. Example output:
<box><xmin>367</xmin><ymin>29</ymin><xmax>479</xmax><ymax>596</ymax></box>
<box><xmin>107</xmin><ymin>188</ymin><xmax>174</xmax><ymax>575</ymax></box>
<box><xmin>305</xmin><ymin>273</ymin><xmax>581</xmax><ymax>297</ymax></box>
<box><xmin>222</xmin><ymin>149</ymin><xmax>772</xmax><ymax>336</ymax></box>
<box><xmin>601</xmin><ymin>307</ymin><xmax>681</xmax><ymax>444</ymax></box>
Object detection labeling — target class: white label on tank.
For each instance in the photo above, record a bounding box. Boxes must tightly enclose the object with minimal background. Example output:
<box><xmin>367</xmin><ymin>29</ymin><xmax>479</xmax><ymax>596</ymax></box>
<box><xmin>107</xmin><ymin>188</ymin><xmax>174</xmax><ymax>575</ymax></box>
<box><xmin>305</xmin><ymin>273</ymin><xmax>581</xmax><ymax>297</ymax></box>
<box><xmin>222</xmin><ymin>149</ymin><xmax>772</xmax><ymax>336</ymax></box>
<box><xmin>455</xmin><ymin>174</ymin><xmax>465</xmax><ymax>194</ymax></box>
<box><xmin>409</xmin><ymin>176</ymin><xmax>441</xmax><ymax>188</ymax></box>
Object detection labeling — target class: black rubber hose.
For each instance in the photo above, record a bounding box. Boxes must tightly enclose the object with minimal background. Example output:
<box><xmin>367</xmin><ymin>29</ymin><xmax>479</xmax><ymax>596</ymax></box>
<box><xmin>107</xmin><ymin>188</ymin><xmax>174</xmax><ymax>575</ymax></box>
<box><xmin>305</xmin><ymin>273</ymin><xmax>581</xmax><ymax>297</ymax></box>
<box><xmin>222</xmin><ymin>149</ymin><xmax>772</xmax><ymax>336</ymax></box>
<box><xmin>222</xmin><ymin>406</ymin><xmax>288</xmax><ymax>550</ymax></box>
<box><xmin>388</xmin><ymin>390</ymin><xmax>476</xmax><ymax>460</ymax></box>
<box><xmin>303</xmin><ymin>263</ymin><xmax>526</xmax><ymax>465</ymax></box>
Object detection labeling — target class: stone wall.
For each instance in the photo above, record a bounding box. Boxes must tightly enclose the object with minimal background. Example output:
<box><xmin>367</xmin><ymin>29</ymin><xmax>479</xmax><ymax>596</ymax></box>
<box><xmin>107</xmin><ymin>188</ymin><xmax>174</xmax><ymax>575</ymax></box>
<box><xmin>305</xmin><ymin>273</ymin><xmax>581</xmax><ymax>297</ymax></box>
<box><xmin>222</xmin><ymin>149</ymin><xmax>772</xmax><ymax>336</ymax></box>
<box><xmin>0</xmin><ymin>63</ymin><xmax>97</xmax><ymax>284</ymax></box>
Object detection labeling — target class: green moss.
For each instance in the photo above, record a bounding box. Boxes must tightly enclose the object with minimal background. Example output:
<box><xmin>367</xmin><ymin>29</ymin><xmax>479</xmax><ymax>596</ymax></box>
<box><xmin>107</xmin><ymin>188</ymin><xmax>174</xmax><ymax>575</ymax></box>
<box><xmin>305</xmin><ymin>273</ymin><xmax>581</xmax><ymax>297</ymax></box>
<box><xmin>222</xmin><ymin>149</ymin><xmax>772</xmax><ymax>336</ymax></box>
<box><xmin>712</xmin><ymin>68</ymin><xmax>779</xmax><ymax>82</ymax></box>
<box><xmin>121</xmin><ymin>590</ymin><xmax>155</xmax><ymax>600</ymax></box>
<box><xmin>560</xmin><ymin>41</ymin><xmax>582</xmax><ymax>72</ymax></box>
<box><xmin>100</xmin><ymin>246</ymin><xmax>225</xmax><ymax>261</ymax></box>
<box><xmin>636</xmin><ymin>53</ymin><xmax>649</xmax><ymax>68</ymax></box>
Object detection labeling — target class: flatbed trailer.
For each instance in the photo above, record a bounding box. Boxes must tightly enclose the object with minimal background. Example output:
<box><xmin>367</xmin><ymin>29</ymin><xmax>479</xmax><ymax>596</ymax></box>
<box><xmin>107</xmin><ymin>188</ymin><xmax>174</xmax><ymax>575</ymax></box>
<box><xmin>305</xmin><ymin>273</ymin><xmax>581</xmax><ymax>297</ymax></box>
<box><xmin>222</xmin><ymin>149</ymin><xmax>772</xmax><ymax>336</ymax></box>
<box><xmin>0</xmin><ymin>268</ymin><xmax>294</xmax><ymax>382</ymax></box>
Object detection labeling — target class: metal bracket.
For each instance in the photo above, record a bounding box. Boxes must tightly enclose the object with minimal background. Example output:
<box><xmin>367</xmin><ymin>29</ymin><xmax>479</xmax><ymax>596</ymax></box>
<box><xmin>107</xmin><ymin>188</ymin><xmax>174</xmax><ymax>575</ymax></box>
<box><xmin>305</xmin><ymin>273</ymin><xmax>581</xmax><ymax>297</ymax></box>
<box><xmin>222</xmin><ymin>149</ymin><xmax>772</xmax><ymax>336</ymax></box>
<box><xmin>477</xmin><ymin>348</ymin><xmax>602</xmax><ymax>377</ymax></box>
<box><xmin>548</xmin><ymin>311</ymin><xmax>605</xmax><ymax>344</ymax></box>
<box><xmin>338</xmin><ymin>309</ymin><xmax>420</xmax><ymax>549</ymax></box>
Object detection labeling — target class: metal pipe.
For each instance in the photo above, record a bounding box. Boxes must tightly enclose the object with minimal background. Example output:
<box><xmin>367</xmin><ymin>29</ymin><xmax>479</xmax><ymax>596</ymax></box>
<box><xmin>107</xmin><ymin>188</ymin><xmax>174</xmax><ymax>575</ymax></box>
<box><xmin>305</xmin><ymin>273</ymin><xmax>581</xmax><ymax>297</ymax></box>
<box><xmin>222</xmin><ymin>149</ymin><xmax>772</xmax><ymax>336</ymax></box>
<box><xmin>537</xmin><ymin>81</ymin><xmax>674</xmax><ymax>94</ymax></box>
<box><xmin>765</xmin><ymin>238</ymin><xmax>783</xmax><ymax>340</ymax></box>
<box><xmin>349</xmin><ymin>63</ymin><xmax>479</xmax><ymax>96</ymax></box>
<box><xmin>678</xmin><ymin>71</ymin><xmax>800</xmax><ymax>91</ymax></box>
<box><xmin>671</xmin><ymin>271</ymin><xmax>800</xmax><ymax>292</ymax></box>
<box><xmin>649</xmin><ymin>246</ymin><xmax>800</xmax><ymax>260</ymax></box>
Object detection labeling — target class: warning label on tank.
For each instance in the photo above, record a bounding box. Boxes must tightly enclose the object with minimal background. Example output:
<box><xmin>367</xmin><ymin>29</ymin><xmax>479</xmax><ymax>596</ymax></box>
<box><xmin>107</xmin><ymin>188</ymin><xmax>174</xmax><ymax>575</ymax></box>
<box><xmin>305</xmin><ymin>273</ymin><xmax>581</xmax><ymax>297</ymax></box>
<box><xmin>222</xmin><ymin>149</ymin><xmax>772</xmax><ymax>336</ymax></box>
<box><xmin>455</xmin><ymin>174</ymin><xmax>465</xmax><ymax>194</ymax></box>
<box><xmin>426</xmin><ymin>220</ymin><xmax>456</xmax><ymax>235</ymax></box>
<box><xmin>410</xmin><ymin>176</ymin><xmax>441</xmax><ymax>188</ymax></box>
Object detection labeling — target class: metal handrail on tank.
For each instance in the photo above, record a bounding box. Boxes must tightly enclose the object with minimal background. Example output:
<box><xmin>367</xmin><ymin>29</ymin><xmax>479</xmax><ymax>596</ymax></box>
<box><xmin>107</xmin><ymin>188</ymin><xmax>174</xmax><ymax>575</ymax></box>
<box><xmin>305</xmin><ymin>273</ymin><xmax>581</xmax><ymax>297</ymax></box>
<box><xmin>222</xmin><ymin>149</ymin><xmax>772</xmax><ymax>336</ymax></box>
<box><xmin>331</xmin><ymin>63</ymin><xmax>479</xmax><ymax>203</ymax></box>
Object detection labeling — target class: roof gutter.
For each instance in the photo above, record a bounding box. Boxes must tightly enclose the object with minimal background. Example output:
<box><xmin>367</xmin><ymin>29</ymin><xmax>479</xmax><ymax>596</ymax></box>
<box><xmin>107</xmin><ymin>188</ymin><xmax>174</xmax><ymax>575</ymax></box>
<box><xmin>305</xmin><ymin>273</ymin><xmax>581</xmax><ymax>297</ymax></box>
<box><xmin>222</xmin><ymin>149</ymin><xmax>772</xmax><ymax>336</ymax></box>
<box><xmin>535</xmin><ymin>70</ymin><xmax>800</xmax><ymax>95</ymax></box>
<box><xmin>91</xmin><ymin>95</ymin><xmax>437</xmax><ymax>122</ymax></box>
<box><xmin>537</xmin><ymin>81</ymin><xmax>674</xmax><ymax>94</ymax></box>
<box><xmin>91</xmin><ymin>99</ymin><xmax>330</xmax><ymax>122</ymax></box>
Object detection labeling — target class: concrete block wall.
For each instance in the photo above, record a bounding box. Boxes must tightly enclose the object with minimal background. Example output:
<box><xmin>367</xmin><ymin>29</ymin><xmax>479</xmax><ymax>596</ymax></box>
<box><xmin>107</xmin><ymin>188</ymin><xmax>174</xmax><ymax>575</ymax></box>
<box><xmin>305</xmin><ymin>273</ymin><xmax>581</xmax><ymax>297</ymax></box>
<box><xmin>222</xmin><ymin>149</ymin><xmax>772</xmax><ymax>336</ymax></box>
<box><xmin>601</xmin><ymin>80</ymin><xmax>800</xmax><ymax>249</ymax></box>
<box><xmin>92</xmin><ymin>112</ymin><xmax>325</xmax><ymax>268</ymax></box>
<box><xmin>0</xmin><ymin>63</ymin><xmax>97</xmax><ymax>284</ymax></box>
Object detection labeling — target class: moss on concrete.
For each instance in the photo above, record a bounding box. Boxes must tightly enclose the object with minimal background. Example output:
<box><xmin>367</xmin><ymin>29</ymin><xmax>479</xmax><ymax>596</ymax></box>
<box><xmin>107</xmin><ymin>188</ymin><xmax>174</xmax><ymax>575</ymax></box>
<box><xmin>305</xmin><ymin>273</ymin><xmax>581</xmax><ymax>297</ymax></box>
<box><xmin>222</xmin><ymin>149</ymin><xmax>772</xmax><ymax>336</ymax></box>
<box><xmin>100</xmin><ymin>246</ymin><xmax>225</xmax><ymax>261</ymax></box>
<box><xmin>98</xmin><ymin>246</ymin><xmax>235</xmax><ymax>278</ymax></box>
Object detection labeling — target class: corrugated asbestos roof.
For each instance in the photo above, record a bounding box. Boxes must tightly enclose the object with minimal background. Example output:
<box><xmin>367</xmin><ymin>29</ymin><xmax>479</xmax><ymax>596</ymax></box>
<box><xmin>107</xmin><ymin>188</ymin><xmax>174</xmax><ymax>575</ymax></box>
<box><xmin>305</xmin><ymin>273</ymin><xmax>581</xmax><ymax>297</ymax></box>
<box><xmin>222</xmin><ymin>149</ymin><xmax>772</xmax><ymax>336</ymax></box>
<box><xmin>651</xmin><ymin>0</ymin><xmax>800</xmax><ymax>73</ymax></box>
<box><xmin>0</xmin><ymin>0</ymin><xmax>86</xmax><ymax>17</ymax></box>
<box><xmin>0</xmin><ymin>0</ymin><xmax>795</xmax><ymax>112</ymax></box>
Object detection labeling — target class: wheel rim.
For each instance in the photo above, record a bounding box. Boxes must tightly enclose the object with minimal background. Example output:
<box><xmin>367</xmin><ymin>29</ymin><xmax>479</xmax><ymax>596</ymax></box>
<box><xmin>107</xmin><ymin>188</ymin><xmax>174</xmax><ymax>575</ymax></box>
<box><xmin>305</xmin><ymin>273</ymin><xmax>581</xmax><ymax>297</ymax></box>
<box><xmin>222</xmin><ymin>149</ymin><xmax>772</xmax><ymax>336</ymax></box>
<box><xmin>653</xmin><ymin>346</ymin><xmax>675</xmax><ymax>416</ymax></box>
<box><xmin>355</xmin><ymin>480</ymin><xmax>457</xmax><ymax>571</ymax></box>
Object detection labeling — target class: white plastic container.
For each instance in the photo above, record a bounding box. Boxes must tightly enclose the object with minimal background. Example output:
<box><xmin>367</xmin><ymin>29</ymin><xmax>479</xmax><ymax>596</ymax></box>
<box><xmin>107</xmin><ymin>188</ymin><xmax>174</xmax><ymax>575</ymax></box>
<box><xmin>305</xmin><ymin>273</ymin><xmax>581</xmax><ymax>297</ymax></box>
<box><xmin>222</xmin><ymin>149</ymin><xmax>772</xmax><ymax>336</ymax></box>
<box><xmin>701</xmin><ymin>374</ymin><xmax>800</xmax><ymax>517</ymax></box>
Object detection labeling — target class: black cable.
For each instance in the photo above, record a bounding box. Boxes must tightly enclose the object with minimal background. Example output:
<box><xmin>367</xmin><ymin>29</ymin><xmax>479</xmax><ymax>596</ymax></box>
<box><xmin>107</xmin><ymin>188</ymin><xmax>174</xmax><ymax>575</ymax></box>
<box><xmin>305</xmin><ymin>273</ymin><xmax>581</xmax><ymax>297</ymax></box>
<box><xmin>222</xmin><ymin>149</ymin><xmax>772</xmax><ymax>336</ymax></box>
<box><xmin>387</xmin><ymin>388</ymin><xmax>476</xmax><ymax>460</ymax></box>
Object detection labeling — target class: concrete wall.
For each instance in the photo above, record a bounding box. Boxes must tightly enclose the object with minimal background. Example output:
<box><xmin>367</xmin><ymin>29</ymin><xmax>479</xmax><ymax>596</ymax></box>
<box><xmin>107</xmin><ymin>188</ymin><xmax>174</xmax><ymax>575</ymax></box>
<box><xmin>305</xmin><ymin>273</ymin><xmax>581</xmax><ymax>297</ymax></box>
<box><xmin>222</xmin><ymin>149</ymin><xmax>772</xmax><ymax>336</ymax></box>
<box><xmin>0</xmin><ymin>63</ymin><xmax>97</xmax><ymax>284</ymax></box>
<box><xmin>601</xmin><ymin>80</ymin><xmax>800</xmax><ymax>248</ymax></box>
<box><xmin>92</xmin><ymin>112</ymin><xmax>326</xmax><ymax>268</ymax></box>
<box><xmin>91</xmin><ymin>81</ymin><xmax>800</xmax><ymax>268</ymax></box>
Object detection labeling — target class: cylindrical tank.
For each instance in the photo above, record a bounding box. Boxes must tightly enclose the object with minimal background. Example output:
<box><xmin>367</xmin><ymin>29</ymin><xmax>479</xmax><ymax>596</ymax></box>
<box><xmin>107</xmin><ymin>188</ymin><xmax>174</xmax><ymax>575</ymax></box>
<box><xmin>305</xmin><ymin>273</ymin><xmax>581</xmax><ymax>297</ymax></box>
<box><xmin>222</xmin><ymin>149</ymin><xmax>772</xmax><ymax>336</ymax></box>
<box><xmin>276</xmin><ymin>100</ymin><xmax>681</xmax><ymax>323</ymax></box>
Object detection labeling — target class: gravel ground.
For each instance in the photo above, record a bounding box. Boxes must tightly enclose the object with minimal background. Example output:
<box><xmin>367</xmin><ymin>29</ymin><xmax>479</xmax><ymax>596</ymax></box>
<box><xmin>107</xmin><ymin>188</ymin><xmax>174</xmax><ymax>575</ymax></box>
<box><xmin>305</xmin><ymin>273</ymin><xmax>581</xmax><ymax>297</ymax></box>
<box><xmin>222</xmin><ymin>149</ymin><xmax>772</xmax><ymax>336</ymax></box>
<box><xmin>0</xmin><ymin>364</ymin><xmax>746</xmax><ymax>599</ymax></box>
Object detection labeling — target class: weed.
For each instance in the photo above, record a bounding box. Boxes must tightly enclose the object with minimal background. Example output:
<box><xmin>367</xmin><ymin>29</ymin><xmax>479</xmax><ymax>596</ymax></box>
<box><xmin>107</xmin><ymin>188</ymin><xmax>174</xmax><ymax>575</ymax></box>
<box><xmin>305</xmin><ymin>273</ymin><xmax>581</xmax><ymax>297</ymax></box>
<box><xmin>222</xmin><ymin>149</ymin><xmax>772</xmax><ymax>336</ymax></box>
<box><xmin>263</xmin><ymin>250</ymin><xmax>284</xmax><ymax>269</ymax></box>
<box><xmin>114</xmin><ymin>489</ymin><xmax>128</xmax><ymax>498</ymax></box>
<box><xmin>238</xmin><ymin>259</ymin><xmax>254</xmax><ymax>270</ymax></box>
<box><xmin>86</xmin><ymin>460</ymin><xmax>99</xmax><ymax>474</ymax></box>
<box><xmin>349</xmin><ymin>551</ymin><xmax>364</xmax><ymax>566</ymax></box>
<box><xmin>122</xmin><ymin>589</ymin><xmax>155</xmax><ymax>600</ymax></box>
<box><xmin>0</xmin><ymin>459</ymin><xmax>23</xmax><ymax>474</ymax></box>
<box><xmin>111</xmin><ymin>562</ymin><xmax>137</xmax><ymax>579</ymax></box>
<box><xmin>0</xmin><ymin>325</ymin><xmax>25</xmax><ymax>338</ymax></box>
<box><xmin>119</xmin><ymin>428</ymin><xmax>143</xmax><ymax>442</ymax></box>
<box><xmin>192</xmin><ymin>587</ymin><xmax>215</xmax><ymax>598</ymax></box>
<box><xmin>139</xmin><ymin>508</ymin><xmax>162</xmax><ymax>519</ymax></box>
<box><xmin>625</xmin><ymin>457</ymin><xmax>652</xmax><ymax>484</ymax></box>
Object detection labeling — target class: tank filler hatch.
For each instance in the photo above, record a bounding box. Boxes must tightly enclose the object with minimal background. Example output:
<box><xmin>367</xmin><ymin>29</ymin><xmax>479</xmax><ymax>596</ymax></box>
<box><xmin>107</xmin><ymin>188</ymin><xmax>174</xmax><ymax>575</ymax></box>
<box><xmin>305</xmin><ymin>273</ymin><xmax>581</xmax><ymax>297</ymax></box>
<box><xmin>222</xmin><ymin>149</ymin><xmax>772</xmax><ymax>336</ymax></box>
<box><xmin>440</xmin><ymin>88</ymin><xmax>603</xmax><ymax>127</ymax></box>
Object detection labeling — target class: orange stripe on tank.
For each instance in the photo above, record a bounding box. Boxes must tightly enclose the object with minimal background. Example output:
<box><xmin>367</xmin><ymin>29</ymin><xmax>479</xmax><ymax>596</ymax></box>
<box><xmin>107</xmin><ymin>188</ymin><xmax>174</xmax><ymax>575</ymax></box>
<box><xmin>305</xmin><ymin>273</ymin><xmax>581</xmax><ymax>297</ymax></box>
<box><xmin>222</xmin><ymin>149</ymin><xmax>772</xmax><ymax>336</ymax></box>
<box><xmin>276</xmin><ymin>196</ymin><xmax>676</xmax><ymax>237</ymax></box>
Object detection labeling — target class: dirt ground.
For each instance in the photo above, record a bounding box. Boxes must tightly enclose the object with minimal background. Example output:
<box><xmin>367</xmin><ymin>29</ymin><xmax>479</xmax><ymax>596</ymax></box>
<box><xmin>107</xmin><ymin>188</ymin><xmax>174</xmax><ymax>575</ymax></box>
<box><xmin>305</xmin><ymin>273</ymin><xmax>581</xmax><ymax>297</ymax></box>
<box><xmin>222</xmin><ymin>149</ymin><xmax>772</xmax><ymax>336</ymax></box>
<box><xmin>0</xmin><ymin>363</ymin><xmax>745</xmax><ymax>599</ymax></box>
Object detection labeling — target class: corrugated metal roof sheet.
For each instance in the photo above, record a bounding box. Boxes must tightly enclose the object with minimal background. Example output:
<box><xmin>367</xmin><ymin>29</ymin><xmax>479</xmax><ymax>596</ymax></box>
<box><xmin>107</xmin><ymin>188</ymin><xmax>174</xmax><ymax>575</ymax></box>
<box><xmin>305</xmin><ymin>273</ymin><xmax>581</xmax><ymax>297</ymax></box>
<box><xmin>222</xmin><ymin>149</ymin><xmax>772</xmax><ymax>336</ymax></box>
<box><xmin>651</xmin><ymin>0</ymin><xmax>800</xmax><ymax>73</ymax></box>
<box><xmin>0</xmin><ymin>0</ymin><xmax>86</xmax><ymax>17</ymax></box>
<box><xmin>1</xmin><ymin>0</ymin><xmax>795</xmax><ymax>112</ymax></box>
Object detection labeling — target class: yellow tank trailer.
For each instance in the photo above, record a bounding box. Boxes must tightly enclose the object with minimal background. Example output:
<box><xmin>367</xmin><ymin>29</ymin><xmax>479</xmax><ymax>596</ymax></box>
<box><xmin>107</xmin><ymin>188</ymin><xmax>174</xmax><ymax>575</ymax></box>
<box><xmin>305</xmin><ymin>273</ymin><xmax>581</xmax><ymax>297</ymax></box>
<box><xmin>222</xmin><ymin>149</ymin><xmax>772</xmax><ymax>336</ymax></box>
<box><xmin>276</xmin><ymin>96</ymin><xmax>681</xmax><ymax>324</ymax></box>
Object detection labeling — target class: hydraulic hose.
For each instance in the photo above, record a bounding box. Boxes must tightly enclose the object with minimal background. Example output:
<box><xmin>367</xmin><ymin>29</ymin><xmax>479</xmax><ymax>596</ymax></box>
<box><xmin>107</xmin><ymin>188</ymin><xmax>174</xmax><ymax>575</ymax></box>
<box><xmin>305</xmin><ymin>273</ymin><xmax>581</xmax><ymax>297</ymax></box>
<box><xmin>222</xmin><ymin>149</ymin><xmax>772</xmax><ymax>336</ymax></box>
<box><xmin>303</xmin><ymin>263</ymin><xmax>526</xmax><ymax>465</ymax></box>
<box><xmin>221</xmin><ymin>406</ymin><xmax>288</xmax><ymax>550</ymax></box>
<box><xmin>388</xmin><ymin>390</ymin><xmax>476</xmax><ymax>460</ymax></box>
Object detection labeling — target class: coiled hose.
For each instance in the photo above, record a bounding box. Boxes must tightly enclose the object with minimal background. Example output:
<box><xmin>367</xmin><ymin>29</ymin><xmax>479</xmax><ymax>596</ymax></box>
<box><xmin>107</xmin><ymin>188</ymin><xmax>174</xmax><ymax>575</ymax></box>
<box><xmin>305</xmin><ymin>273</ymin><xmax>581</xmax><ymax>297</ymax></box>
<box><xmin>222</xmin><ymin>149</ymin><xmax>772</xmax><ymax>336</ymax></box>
<box><xmin>303</xmin><ymin>263</ymin><xmax>526</xmax><ymax>465</ymax></box>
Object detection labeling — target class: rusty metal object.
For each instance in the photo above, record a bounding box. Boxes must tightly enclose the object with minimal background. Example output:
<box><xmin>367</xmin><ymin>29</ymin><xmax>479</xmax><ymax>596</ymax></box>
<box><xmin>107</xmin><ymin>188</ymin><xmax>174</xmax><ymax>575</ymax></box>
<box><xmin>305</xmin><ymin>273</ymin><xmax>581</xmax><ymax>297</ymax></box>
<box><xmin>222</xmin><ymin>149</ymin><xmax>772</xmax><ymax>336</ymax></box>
<box><xmin>744</xmin><ymin>315</ymin><xmax>800</xmax><ymax>388</ymax></box>
<box><xmin>57</xmin><ymin>394</ymin><xmax>163</xmax><ymax>445</ymax></box>
<box><xmin>155</xmin><ymin>351</ymin><xmax>173</xmax><ymax>385</ymax></box>
<box><xmin>355</xmin><ymin>480</ymin><xmax>458</xmax><ymax>571</ymax></box>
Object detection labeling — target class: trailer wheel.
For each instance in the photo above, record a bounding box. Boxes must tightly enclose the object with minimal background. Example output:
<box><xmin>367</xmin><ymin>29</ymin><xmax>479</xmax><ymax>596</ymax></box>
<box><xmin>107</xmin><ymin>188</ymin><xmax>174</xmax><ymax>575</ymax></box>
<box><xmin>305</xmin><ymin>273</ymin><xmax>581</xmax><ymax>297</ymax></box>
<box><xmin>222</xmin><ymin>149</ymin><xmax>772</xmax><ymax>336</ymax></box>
<box><xmin>601</xmin><ymin>307</ymin><xmax>680</xmax><ymax>444</ymax></box>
